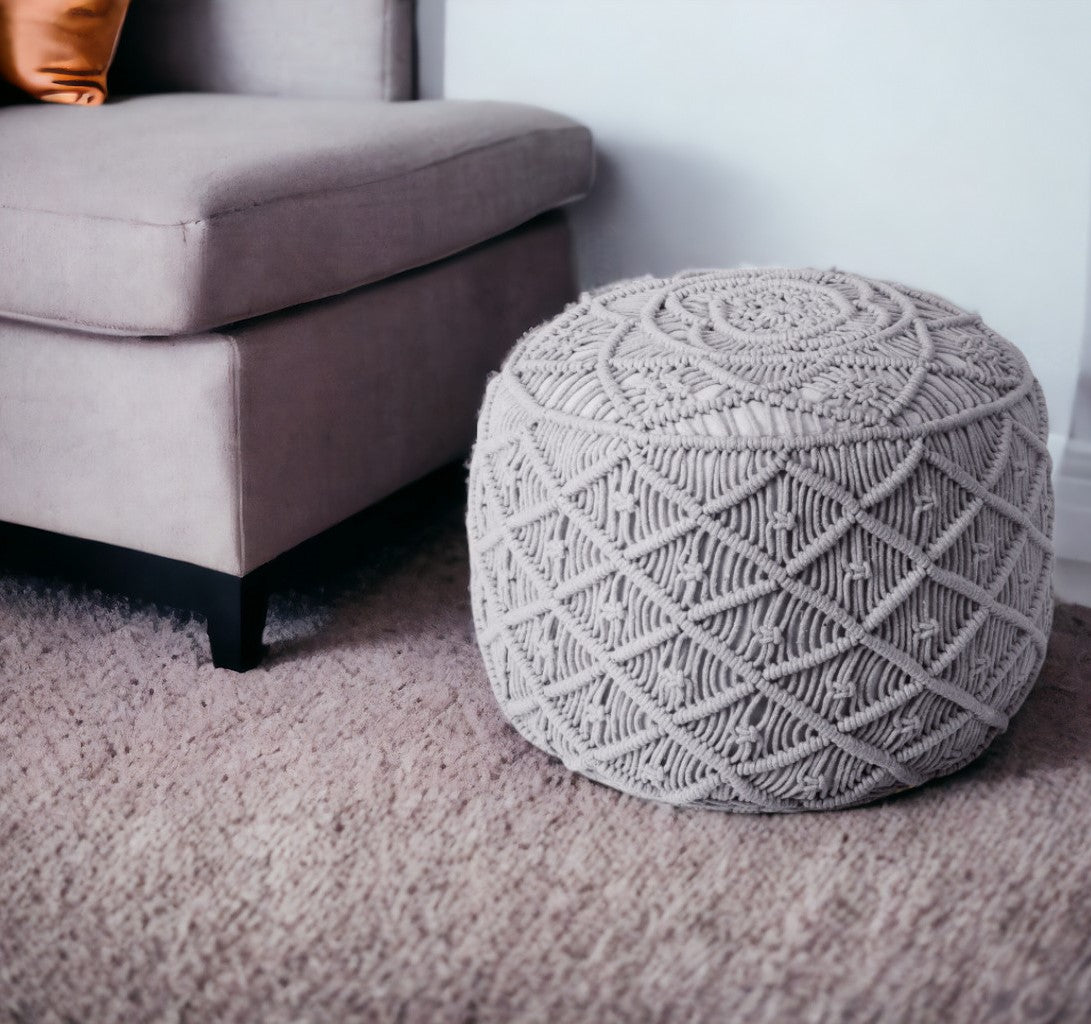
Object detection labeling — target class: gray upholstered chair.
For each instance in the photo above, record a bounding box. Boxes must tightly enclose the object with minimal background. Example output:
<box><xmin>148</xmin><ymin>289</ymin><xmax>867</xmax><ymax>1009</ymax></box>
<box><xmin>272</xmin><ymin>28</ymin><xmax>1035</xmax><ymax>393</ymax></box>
<box><xmin>0</xmin><ymin>0</ymin><xmax>593</xmax><ymax>669</ymax></box>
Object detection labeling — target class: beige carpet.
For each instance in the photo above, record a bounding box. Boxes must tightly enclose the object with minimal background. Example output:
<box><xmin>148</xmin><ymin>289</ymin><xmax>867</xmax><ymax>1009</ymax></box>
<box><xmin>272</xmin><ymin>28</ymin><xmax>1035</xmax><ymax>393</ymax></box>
<box><xmin>2</xmin><ymin>506</ymin><xmax>1091</xmax><ymax>1024</ymax></box>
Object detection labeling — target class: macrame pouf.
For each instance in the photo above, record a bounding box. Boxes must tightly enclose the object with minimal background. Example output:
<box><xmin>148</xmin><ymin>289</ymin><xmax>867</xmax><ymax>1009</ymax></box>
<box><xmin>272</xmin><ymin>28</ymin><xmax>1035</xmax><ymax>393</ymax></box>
<box><xmin>466</xmin><ymin>268</ymin><xmax>1054</xmax><ymax>811</ymax></box>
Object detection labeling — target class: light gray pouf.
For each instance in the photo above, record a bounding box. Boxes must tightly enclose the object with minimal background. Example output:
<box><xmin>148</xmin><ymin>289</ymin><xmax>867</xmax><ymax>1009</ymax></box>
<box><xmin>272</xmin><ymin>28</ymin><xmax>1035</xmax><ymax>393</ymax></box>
<box><xmin>466</xmin><ymin>268</ymin><xmax>1054</xmax><ymax>811</ymax></box>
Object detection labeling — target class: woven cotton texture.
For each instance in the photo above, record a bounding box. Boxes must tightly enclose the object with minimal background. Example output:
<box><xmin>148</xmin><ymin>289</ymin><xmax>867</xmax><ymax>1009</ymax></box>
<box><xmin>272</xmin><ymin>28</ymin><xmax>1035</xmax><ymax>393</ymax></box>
<box><xmin>466</xmin><ymin>268</ymin><xmax>1054</xmax><ymax>812</ymax></box>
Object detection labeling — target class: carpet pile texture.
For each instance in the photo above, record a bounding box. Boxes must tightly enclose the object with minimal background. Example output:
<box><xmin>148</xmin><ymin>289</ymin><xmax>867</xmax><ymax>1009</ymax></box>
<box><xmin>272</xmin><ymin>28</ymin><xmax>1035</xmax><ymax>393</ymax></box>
<box><xmin>2</xmin><ymin>507</ymin><xmax>1090</xmax><ymax>1023</ymax></box>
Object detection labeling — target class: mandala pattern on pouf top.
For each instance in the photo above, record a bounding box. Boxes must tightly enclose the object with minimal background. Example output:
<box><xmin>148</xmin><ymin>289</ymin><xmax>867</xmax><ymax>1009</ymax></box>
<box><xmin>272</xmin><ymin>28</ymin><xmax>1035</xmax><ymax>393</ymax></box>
<box><xmin>467</xmin><ymin>268</ymin><xmax>1054</xmax><ymax>811</ymax></box>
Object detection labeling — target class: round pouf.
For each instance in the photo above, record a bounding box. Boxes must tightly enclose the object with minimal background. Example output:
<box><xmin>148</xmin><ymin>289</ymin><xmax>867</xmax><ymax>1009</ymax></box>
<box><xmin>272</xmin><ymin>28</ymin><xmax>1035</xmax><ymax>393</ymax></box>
<box><xmin>466</xmin><ymin>268</ymin><xmax>1054</xmax><ymax>811</ymax></box>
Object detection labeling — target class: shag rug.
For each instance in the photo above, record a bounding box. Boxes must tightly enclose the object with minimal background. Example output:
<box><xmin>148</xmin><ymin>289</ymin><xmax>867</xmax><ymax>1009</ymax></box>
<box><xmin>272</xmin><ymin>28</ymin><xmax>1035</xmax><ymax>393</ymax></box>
<box><xmin>2</xmin><ymin>503</ymin><xmax>1090</xmax><ymax>1024</ymax></box>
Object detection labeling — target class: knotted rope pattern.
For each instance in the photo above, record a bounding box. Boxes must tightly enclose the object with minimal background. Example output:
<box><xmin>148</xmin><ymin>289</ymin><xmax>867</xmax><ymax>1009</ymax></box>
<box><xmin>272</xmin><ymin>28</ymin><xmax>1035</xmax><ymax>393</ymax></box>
<box><xmin>467</xmin><ymin>268</ymin><xmax>1054</xmax><ymax>811</ymax></box>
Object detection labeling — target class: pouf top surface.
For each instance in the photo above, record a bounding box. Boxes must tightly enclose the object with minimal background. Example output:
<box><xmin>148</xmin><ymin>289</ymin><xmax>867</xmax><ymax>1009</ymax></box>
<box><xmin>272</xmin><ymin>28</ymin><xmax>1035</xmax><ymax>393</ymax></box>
<box><xmin>505</xmin><ymin>268</ymin><xmax>1032</xmax><ymax>444</ymax></box>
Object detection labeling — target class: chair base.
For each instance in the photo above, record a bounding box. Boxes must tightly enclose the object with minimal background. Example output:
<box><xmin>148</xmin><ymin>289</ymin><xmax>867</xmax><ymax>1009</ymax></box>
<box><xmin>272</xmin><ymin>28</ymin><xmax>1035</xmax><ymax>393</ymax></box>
<box><xmin>0</xmin><ymin>519</ymin><xmax>271</xmax><ymax>672</ymax></box>
<box><xmin>0</xmin><ymin>464</ymin><xmax>465</xmax><ymax>672</ymax></box>
<box><xmin>205</xmin><ymin>574</ymin><xmax>269</xmax><ymax>671</ymax></box>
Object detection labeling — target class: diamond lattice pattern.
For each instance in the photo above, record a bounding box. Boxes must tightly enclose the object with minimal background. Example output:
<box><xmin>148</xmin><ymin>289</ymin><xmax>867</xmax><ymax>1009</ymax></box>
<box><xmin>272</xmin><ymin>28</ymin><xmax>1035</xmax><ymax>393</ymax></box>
<box><xmin>468</xmin><ymin>269</ymin><xmax>1053</xmax><ymax>811</ymax></box>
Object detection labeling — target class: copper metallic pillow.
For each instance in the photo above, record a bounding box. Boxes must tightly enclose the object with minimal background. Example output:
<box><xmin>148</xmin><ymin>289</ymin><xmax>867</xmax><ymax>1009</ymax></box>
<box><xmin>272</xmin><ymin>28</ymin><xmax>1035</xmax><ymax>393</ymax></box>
<box><xmin>0</xmin><ymin>0</ymin><xmax>131</xmax><ymax>105</ymax></box>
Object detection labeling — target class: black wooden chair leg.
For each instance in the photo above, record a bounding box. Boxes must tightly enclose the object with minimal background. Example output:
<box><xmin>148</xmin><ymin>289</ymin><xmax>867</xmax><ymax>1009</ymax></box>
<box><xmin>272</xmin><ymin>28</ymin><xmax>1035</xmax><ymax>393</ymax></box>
<box><xmin>206</xmin><ymin>573</ymin><xmax>268</xmax><ymax>671</ymax></box>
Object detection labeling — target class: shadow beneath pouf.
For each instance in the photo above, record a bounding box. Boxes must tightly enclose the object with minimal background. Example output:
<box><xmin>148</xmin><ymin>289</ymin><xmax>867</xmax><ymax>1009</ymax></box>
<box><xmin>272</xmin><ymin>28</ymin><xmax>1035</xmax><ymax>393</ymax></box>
<box><xmin>981</xmin><ymin>603</ymin><xmax>1091</xmax><ymax>773</ymax></box>
<box><xmin>861</xmin><ymin>602</ymin><xmax>1091</xmax><ymax>811</ymax></box>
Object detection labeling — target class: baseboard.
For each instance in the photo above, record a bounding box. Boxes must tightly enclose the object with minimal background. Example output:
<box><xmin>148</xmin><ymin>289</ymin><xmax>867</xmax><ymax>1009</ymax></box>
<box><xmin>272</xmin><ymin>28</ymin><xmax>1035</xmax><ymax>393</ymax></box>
<box><xmin>1053</xmin><ymin>434</ymin><xmax>1091</xmax><ymax>607</ymax></box>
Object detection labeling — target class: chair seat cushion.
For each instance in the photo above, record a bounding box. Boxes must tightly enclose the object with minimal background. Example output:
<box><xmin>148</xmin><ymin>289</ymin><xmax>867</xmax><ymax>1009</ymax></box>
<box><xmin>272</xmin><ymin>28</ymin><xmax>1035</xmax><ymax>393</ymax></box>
<box><xmin>0</xmin><ymin>93</ymin><xmax>593</xmax><ymax>335</ymax></box>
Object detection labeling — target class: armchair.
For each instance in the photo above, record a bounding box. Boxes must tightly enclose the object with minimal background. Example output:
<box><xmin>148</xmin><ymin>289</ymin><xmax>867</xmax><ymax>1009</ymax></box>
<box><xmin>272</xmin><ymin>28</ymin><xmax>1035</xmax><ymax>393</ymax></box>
<box><xmin>0</xmin><ymin>0</ymin><xmax>593</xmax><ymax>669</ymax></box>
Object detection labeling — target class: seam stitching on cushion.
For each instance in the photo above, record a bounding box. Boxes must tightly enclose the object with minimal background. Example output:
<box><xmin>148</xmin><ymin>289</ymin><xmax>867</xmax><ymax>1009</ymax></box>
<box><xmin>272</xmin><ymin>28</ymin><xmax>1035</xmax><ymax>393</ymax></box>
<box><xmin>0</xmin><ymin>125</ymin><xmax>588</xmax><ymax>228</ymax></box>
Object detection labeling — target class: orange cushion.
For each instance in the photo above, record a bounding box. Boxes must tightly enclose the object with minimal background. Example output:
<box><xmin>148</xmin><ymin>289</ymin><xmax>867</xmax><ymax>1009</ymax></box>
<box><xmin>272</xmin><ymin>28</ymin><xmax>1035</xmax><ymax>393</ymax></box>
<box><xmin>0</xmin><ymin>0</ymin><xmax>131</xmax><ymax>105</ymax></box>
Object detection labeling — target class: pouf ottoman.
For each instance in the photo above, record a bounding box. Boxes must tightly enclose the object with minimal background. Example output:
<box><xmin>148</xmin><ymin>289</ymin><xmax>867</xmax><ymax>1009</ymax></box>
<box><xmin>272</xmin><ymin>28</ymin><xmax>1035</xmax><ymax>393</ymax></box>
<box><xmin>466</xmin><ymin>268</ymin><xmax>1054</xmax><ymax>811</ymax></box>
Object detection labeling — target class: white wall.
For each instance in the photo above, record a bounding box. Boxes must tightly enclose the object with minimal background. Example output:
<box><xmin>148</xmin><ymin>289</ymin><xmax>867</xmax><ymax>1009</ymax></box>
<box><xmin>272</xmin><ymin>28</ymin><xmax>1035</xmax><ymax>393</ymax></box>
<box><xmin>438</xmin><ymin>0</ymin><xmax>1091</xmax><ymax>461</ymax></box>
